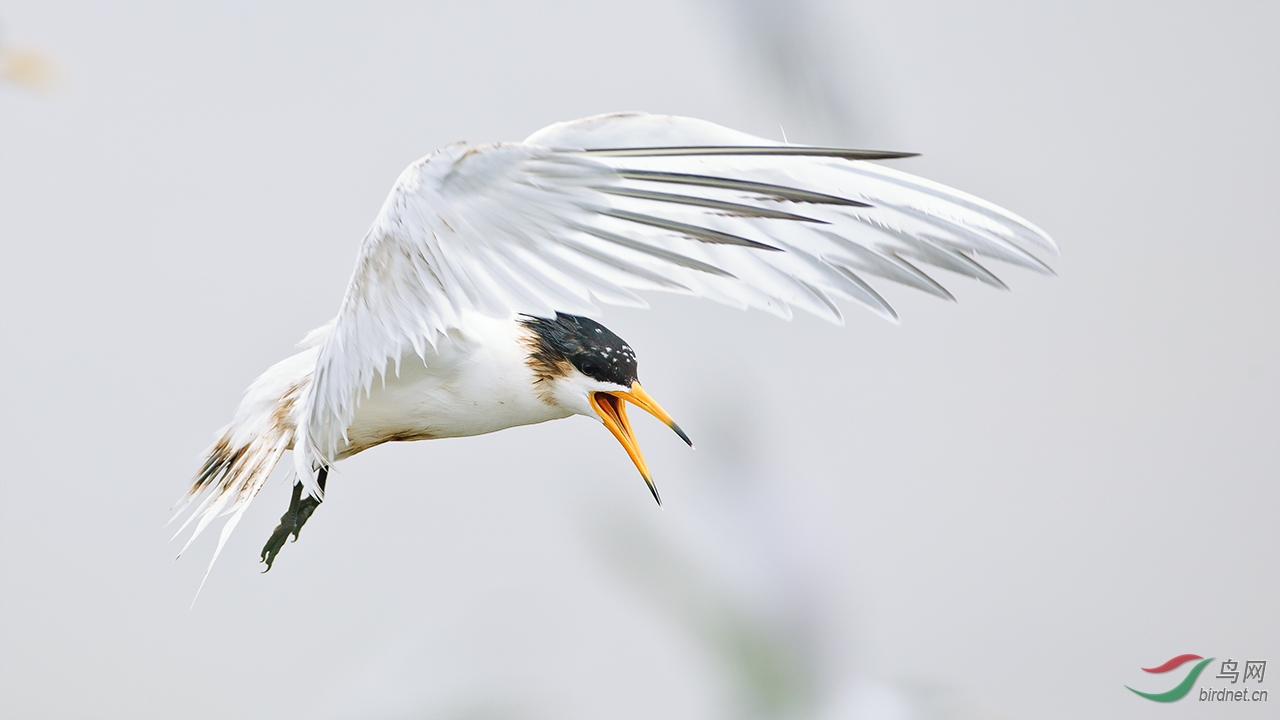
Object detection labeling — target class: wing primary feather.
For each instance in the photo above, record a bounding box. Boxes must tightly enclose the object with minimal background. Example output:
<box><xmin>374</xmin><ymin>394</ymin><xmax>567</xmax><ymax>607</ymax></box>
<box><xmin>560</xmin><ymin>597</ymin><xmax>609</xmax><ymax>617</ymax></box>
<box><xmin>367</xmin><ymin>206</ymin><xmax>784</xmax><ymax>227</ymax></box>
<box><xmin>617</xmin><ymin>170</ymin><xmax>871</xmax><ymax>207</ymax></box>
<box><xmin>769</xmin><ymin>243</ymin><xmax>891</xmax><ymax>322</ymax></box>
<box><xmin>841</xmin><ymin>162</ymin><xmax>1058</xmax><ymax>254</ymax></box>
<box><xmin>577</xmin><ymin>146</ymin><xmax>918</xmax><ymax>161</ymax></box>
<box><xmin>514</xmin><ymin>239</ymin><xmax>645</xmax><ymax>303</ymax></box>
<box><xmin>892</xmin><ymin>206</ymin><xmax>1056</xmax><ymax>276</ymax></box>
<box><xmin>829</xmin><ymin>264</ymin><xmax>900</xmax><ymax>322</ymax></box>
<box><xmin>566</xmin><ymin>221</ymin><xmax>738</xmax><ymax>278</ymax></box>
<box><xmin>794</xmin><ymin>278</ymin><xmax>844</xmax><ymax>325</ymax></box>
<box><xmin>595</xmin><ymin>186</ymin><xmax>829</xmax><ymax>223</ymax></box>
<box><xmin>913</xmin><ymin>237</ymin><xmax>1009</xmax><ymax>290</ymax></box>
<box><xmin>597</xmin><ymin>208</ymin><xmax>783</xmax><ymax>251</ymax></box>
<box><xmin>550</xmin><ymin>233</ymin><xmax>693</xmax><ymax>293</ymax></box>
<box><xmin>823</xmin><ymin>240</ymin><xmax>955</xmax><ymax>302</ymax></box>
<box><xmin>857</xmin><ymin>220</ymin><xmax>1011</xmax><ymax>290</ymax></box>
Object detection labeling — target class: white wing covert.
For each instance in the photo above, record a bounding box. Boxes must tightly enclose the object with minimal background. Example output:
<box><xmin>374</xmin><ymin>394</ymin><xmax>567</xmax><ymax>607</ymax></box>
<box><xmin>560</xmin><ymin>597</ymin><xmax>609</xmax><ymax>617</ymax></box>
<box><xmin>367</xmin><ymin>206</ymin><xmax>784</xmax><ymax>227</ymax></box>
<box><xmin>294</xmin><ymin>112</ymin><xmax>1056</xmax><ymax>493</ymax></box>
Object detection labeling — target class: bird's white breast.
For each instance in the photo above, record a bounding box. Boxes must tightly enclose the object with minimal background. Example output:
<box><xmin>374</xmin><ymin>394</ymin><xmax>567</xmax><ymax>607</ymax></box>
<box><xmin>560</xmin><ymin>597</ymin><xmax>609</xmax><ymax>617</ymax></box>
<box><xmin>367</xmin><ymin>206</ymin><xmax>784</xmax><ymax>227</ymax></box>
<box><xmin>337</xmin><ymin>314</ymin><xmax>570</xmax><ymax>458</ymax></box>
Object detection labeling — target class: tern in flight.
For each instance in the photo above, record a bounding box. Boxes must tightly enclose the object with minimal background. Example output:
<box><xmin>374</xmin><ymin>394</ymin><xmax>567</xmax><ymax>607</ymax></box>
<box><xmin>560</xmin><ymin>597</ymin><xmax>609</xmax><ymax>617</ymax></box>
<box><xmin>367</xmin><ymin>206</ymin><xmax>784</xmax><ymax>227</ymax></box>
<box><xmin>174</xmin><ymin>112</ymin><xmax>1055</xmax><ymax>577</ymax></box>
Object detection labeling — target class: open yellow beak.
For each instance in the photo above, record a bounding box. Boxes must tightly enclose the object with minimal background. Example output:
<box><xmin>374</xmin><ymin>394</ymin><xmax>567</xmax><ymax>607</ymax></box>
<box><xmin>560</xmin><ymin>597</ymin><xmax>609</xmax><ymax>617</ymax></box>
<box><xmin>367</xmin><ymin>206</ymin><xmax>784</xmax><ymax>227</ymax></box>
<box><xmin>589</xmin><ymin>382</ymin><xmax>692</xmax><ymax>505</ymax></box>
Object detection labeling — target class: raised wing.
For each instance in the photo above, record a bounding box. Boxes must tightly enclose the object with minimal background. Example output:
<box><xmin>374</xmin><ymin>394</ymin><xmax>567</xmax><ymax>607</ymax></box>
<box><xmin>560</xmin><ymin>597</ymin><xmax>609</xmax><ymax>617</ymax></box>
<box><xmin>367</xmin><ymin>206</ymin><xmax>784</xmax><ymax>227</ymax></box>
<box><xmin>295</xmin><ymin>112</ymin><xmax>1055</xmax><ymax>492</ymax></box>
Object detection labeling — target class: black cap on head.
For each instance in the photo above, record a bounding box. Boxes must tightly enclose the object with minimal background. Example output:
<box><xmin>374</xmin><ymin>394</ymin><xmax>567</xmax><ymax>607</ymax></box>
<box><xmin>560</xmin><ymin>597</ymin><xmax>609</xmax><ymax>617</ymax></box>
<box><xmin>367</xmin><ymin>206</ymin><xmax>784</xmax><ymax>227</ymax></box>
<box><xmin>520</xmin><ymin>313</ymin><xmax>638</xmax><ymax>388</ymax></box>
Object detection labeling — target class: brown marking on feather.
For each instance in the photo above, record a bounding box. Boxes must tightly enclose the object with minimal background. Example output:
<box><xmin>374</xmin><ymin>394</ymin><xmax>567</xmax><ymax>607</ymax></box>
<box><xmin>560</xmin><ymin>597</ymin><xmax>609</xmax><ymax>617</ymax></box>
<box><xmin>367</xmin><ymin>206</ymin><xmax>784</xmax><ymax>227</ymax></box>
<box><xmin>383</xmin><ymin>429</ymin><xmax>438</xmax><ymax>443</ymax></box>
<box><xmin>187</xmin><ymin>379</ymin><xmax>305</xmax><ymax>500</ymax></box>
<box><xmin>270</xmin><ymin>380</ymin><xmax>305</xmax><ymax>431</ymax></box>
<box><xmin>336</xmin><ymin>428</ymin><xmax>439</xmax><ymax>458</ymax></box>
<box><xmin>189</xmin><ymin>436</ymin><xmax>233</xmax><ymax>496</ymax></box>
<box><xmin>517</xmin><ymin>322</ymin><xmax>573</xmax><ymax>405</ymax></box>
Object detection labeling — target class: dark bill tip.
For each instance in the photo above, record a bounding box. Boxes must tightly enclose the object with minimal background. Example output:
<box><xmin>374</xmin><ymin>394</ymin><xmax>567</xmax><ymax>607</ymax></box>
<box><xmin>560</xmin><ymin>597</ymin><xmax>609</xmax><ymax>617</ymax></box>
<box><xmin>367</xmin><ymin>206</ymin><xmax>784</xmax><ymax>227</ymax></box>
<box><xmin>645</xmin><ymin>478</ymin><xmax>663</xmax><ymax>506</ymax></box>
<box><xmin>669</xmin><ymin>422</ymin><xmax>694</xmax><ymax>449</ymax></box>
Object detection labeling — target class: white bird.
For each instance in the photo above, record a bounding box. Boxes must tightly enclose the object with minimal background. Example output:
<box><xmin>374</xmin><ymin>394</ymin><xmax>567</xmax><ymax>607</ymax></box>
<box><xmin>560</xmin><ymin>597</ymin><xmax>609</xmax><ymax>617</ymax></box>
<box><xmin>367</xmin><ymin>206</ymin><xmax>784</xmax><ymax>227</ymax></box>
<box><xmin>174</xmin><ymin>112</ymin><xmax>1056</xmax><ymax>577</ymax></box>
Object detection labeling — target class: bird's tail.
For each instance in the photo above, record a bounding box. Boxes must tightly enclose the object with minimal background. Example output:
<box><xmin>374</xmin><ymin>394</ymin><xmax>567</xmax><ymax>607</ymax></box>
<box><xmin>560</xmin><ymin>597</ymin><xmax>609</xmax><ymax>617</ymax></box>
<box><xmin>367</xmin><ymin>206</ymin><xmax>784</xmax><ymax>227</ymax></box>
<box><xmin>173</xmin><ymin>346</ymin><xmax>319</xmax><ymax>593</ymax></box>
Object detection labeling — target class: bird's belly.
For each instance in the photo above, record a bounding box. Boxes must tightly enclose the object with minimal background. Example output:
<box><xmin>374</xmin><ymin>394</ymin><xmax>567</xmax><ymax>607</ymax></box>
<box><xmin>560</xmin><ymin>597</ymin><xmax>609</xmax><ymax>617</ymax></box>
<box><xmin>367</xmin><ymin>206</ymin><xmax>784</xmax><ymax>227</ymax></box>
<box><xmin>337</xmin><ymin>319</ymin><xmax>568</xmax><ymax>457</ymax></box>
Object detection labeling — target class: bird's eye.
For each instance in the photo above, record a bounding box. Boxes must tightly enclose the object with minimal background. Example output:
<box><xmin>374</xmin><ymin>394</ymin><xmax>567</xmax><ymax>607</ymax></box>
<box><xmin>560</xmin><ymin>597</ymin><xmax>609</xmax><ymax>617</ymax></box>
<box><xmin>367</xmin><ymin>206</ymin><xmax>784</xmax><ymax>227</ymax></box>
<box><xmin>581</xmin><ymin>363</ymin><xmax>597</xmax><ymax>376</ymax></box>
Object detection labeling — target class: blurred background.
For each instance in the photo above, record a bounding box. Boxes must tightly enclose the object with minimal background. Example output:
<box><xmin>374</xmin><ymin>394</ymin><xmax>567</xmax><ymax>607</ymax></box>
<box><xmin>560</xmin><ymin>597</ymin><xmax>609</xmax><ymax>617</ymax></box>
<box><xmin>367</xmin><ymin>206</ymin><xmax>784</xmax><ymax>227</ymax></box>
<box><xmin>1</xmin><ymin>2</ymin><xmax>1276</xmax><ymax>718</ymax></box>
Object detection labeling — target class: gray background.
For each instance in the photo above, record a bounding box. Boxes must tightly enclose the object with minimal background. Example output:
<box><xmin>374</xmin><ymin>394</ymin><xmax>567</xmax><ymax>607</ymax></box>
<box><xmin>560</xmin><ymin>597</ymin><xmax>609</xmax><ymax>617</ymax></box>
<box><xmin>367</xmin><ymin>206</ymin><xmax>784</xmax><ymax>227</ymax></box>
<box><xmin>1</xmin><ymin>2</ymin><xmax>1276</xmax><ymax>719</ymax></box>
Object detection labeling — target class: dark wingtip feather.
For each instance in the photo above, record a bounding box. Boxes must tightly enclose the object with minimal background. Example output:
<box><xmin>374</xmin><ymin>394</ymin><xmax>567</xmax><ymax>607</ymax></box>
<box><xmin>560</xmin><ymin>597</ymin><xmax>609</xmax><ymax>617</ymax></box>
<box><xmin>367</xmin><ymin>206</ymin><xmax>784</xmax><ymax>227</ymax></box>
<box><xmin>600</xmin><ymin>208</ymin><xmax>783</xmax><ymax>252</ymax></box>
<box><xmin>579</xmin><ymin>146</ymin><xmax>918</xmax><ymax>161</ymax></box>
<box><xmin>617</xmin><ymin>169</ymin><xmax>872</xmax><ymax>207</ymax></box>
<box><xmin>597</xmin><ymin>185</ymin><xmax>828</xmax><ymax>223</ymax></box>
